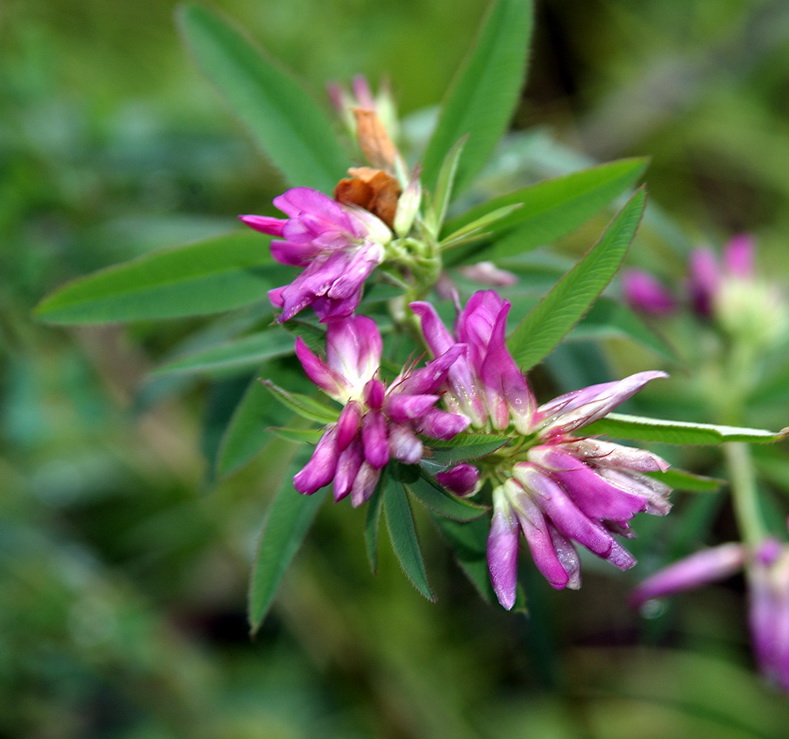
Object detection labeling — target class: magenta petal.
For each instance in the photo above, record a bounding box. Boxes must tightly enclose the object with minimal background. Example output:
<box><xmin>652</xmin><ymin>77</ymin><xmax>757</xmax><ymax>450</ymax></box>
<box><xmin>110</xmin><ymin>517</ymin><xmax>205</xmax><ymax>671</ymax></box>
<box><xmin>416</xmin><ymin>408</ymin><xmax>469</xmax><ymax>440</ymax></box>
<box><xmin>622</xmin><ymin>269</ymin><xmax>676</xmax><ymax>316</ymax></box>
<box><xmin>505</xmin><ymin>479</ymin><xmax>572</xmax><ymax>589</ymax></box>
<box><xmin>436</xmin><ymin>464</ymin><xmax>480</xmax><ymax>497</ymax></box>
<box><xmin>688</xmin><ymin>247</ymin><xmax>720</xmax><ymax>317</ymax></box>
<box><xmin>361</xmin><ymin>409</ymin><xmax>390</xmax><ymax>469</ymax></box>
<box><xmin>335</xmin><ymin>402</ymin><xmax>362</xmax><ymax>451</ymax></box>
<box><xmin>398</xmin><ymin>344</ymin><xmax>467</xmax><ymax>395</ymax></box>
<box><xmin>748</xmin><ymin>548</ymin><xmax>789</xmax><ymax>692</ymax></box>
<box><xmin>630</xmin><ymin>543</ymin><xmax>746</xmax><ymax>608</ymax></box>
<box><xmin>363</xmin><ymin>378</ymin><xmax>386</xmax><ymax>411</ymax></box>
<box><xmin>487</xmin><ymin>486</ymin><xmax>521</xmax><ymax>610</ymax></box>
<box><xmin>724</xmin><ymin>234</ymin><xmax>755</xmax><ymax>279</ymax></box>
<box><xmin>389</xmin><ymin>423</ymin><xmax>423</xmax><ymax>464</ymax></box>
<box><xmin>385</xmin><ymin>393</ymin><xmax>439</xmax><ymax>423</ymax></box>
<box><xmin>326</xmin><ymin>314</ymin><xmax>381</xmax><ymax>384</ymax></box>
<box><xmin>561</xmin><ymin>438</ymin><xmax>669</xmax><ymax>473</ymax></box>
<box><xmin>274</xmin><ymin>187</ymin><xmax>352</xmax><ymax>230</ymax></box>
<box><xmin>536</xmin><ymin>370</ymin><xmax>668</xmax><ymax>436</ymax></box>
<box><xmin>513</xmin><ymin>464</ymin><xmax>614</xmax><ymax>557</ymax></box>
<box><xmin>293</xmin><ymin>426</ymin><xmax>339</xmax><ymax>495</ymax></box>
<box><xmin>333</xmin><ymin>439</ymin><xmax>364</xmax><ymax>502</ymax></box>
<box><xmin>270</xmin><ymin>239</ymin><xmax>321</xmax><ymax>266</ymax></box>
<box><xmin>268</xmin><ymin>286</ymin><xmax>285</xmax><ymax>308</ymax></box>
<box><xmin>239</xmin><ymin>214</ymin><xmax>286</xmax><ymax>237</ymax></box>
<box><xmin>295</xmin><ymin>337</ymin><xmax>348</xmax><ymax>399</ymax></box>
<box><xmin>351</xmin><ymin>462</ymin><xmax>380</xmax><ymax>507</ymax></box>
<box><xmin>531</xmin><ymin>448</ymin><xmax>648</xmax><ymax>522</ymax></box>
<box><xmin>410</xmin><ymin>301</ymin><xmax>456</xmax><ymax>356</ymax></box>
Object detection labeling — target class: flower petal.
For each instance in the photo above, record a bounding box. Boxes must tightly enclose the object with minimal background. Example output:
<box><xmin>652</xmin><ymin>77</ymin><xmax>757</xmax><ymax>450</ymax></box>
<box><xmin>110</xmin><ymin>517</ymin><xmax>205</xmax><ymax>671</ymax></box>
<box><xmin>630</xmin><ymin>543</ymin><xmax>746</xmax><ymax>608</ymax></box>
<box><xmin>362</xmin><ymin>409</ymin><xmax>390</xmax><ymax>469</ymax></box>
<box><xmin>436</xmin><ymin>464</ymin><xmax>480</xmax><ymax>497</ymax></box>
<box><xmin>487</xmin><ymin>485</ymin><xmax>522</xmax><ymax>610</ymax></box>
<box><xmin>536</xmin><ymin>370</ymin><xmax>668</xmax><ymax>437</ymax></box>
<box><xmin>293</xmin><ymin>426</ymin><xmax>339</xmax><ymax>495</ymax></box>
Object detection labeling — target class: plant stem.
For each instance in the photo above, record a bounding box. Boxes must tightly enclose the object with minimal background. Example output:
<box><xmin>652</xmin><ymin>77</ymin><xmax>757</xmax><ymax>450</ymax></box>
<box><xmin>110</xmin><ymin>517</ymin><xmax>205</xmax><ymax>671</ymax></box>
<box><xmin>724</xmin><ymin>441</ymin><xmax>768</xmax><ymax>548</ymax></box>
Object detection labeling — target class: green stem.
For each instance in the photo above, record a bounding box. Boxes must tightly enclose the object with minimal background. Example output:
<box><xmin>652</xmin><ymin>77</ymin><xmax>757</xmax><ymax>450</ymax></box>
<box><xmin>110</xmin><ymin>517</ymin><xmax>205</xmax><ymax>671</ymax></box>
<box><xmin>724</xmin><ymin>441</ymin><xmax>768</xmax><ymax>548</ymax></box>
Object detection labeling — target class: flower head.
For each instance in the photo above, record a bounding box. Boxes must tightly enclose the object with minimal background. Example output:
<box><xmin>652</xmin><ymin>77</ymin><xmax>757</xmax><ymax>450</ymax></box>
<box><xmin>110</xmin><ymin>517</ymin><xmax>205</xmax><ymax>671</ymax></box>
<box><xmin>632</xmin><ymin>531</ymin><xmax>789</xmax><ymax>694</ymax></box>
<box><xmin>240</xmin><ymin>187</ymin><xmax>392</xmax><ymax>322</ymax></box>
<box><xmin>412</xmin><ymin>290</ymin><xmax>671</xmax><ymax>609</ymax></box>
<box><xmin>293</xmin><ymin>315</ymin><xmax>469</xmax><ymax>505</ymax></box>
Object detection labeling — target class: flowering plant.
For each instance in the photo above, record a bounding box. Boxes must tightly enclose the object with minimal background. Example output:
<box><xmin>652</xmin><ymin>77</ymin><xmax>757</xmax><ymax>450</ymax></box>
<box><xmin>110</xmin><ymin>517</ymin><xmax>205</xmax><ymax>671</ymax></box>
<box><xmin>35</xmin><ymin>0</ymin><xmax>789</xmax><ymax>698</ymax></box>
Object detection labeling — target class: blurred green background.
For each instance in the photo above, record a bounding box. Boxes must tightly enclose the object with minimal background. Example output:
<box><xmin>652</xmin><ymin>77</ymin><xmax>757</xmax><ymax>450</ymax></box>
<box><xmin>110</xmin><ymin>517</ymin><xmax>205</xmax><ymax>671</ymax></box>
<box><xmin>3</xmin><ymin>0</ymin><xmax>789</xmax><ymax>736</ymax></box>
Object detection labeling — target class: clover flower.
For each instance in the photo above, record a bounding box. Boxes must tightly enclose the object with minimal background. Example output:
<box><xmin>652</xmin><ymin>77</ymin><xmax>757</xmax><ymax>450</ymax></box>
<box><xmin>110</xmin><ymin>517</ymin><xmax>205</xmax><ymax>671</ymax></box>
<box><xmin>632</xmin><ymin>532</ymin><xmax>789</xmax><ymax>694</ymax></box>
<box><xmin>622</xmin><ymin>269</ymin><xmax>677</xmax><ymax>316</ymax></box>
<box><xmin>240</xmin><ymin>187</ymin><xmax>392</xmax><ymax>322</ymax></box>
<box><xmin>293</xmin><ymin>314</ymin><xmax>469</xmax><ymax>505</ymax></box>
<box><xmin>412</xmin><ymin>290</ymin><xmax>672</xmax><ymax>609</ymax></box>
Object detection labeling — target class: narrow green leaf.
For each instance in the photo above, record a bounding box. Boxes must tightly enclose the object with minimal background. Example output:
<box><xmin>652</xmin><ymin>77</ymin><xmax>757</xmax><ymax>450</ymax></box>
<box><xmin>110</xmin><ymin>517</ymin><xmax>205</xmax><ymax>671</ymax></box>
<box><xmin>586</xmin><ymin>412</ymin><xmax>789</xmax><ymax>445</ymax></box>
<box><xmin>507</xmin><ymin>188</ymin><xmax>647</xmax><ymax>371</ymax></box>
<box><xmin>439</xmin><ymin>204</ymin><xmax>523</xmax><ymax>251</ymax></box>
<box><xmin>154</xmin><ymin>329</ymin><xmax>295</xmax><ymax>376</ymax></box>
<box><xmin>248</xmin><ymin>485</ymin><xmax>327</xmax><ymax>633</ymax></box>
<box><xmin>422</xmin><ymin>433</ymin><xmax>511</xmax><ymax>471</ymax></box>
<box><xmin>424</xmin><ymin>137</ymin><xmax>466</xmax><ymax>235</ymax></box>
<box><xmin>262</xmin><ymin>381</ymin><xmax>339</xmax><ymax>425</ymax></box>
<box><xmin>406</xmin><ymin>473</ymin><xmax>487</xmax><ymax>522</ymax></box>
<box><xmin>177</xmin><ymin>4</ymin><xmax>348</xmax><ymax>192</ymax></box>
<box><xmin>649</xmin><ymin>468</ymin><xmax>723</xmax><ymax>493</ymax></box>
<box><xmin>431</xmin><ymin>514</ymin><xmax>526</xmax><ymax>611</ymax></box>
<box><xmin>422</xmin><ymin>0</ymin><xmax>533</xmax><ymax>195</ymax></box>
<box><xmin>218</xmin><ymin>378</ymin><xmax>286</xmax><ymax>476</ymax></box>
<box><xmin>267</xmin><ymin>427</ymin><xmax>324</xmax><ymax>444</ymax></box>
<box><xmin>364</xmin><ymin>479</ymin><xmax>385</xmax><ymax>574</ymax></box>
<box><xmin>35</xmin><ymin>232</ymin><xmax>277</xmax><ymax>324</ymax></box>
<box><xmin>383</xmin><ymin>478</ymin><xmax>435</xmax><ymax>601</ymax></box>
<box><xmin>570</xmin><ymin>297</ymin><xmax>675</xmax><ymax>359</ymax></box>
<box><xmin>442</xmin><ymin>158</ymin><xmax>649</xmax><ymax>252</ymax></box>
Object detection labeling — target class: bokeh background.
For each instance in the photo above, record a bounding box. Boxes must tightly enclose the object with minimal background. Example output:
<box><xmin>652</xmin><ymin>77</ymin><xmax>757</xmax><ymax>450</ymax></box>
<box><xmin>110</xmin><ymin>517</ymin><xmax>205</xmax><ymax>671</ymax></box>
<box><xmin>3</xmin><ymin>0</ymin><xmax>789</xmax><ymax>736</ymax></box>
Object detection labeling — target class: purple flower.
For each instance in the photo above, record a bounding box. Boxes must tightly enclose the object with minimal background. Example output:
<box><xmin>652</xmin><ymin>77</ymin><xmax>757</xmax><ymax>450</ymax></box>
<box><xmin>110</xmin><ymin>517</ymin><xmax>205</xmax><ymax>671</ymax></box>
<box><xmin>622</xmin><ymin>269</ymin><xmax>677</xmax><ymax>316</ymax></box>
<box><xmin>240</xmin><ymin>187</ymin><xmax>392</xmax><ymax>322</ymax></box>
<box><xmin>633</xmin><ymin>534</ymin><xmax>789</xmax><ymax>694</ymax></box>
<box><xmin>412</xmin><ymin>290</ymin><xmax>672</xmax><ymax>609</ymax></box>
<box><xmin>293</xmin><ymin>315</ymin><xmax>469</xmax><ymax>505</ymax></box>
<box><xmin>688</xmin><ymin>234</ymin><xmax>756</xmax><ymax>318</ymax></box>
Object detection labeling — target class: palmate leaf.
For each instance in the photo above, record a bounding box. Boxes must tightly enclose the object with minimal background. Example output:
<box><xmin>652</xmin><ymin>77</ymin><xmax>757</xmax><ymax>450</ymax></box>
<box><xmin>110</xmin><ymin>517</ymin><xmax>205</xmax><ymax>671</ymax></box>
<box><xmin>586</xmin><ymin>413</ymin><xmax>789</xmax><ymax>445</ymax></box>
<box><xmin>507</xmin><ymin>188</ymin><xmax>646</xmax><ymax>371</ymax></box>
<box><xmin>421</xmin><ymin>0</ymin><xmax>533</xmax><ymax>196</ymax></box>
<box><xmin>35</xmin><ymin>232</ymin><xmax>278</xmax><ymax>324</ymax></box>
<box><xmin>177</xmin><ymin>4</ymin><xmax>348</xmax><ymax>193</ymax></box>
<box><xmin>442</xmin><ymin>158</ymin><xmax>649</xmax><ymax>265</ymax></box>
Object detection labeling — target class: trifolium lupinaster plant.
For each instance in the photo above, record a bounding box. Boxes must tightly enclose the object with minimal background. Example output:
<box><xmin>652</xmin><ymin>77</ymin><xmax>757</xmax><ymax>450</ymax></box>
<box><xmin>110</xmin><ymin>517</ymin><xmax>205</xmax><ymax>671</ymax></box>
<box><xmin>35</xmin><ymin>1</ymin><xmax>789</xmax><ymax>692</ymax></box>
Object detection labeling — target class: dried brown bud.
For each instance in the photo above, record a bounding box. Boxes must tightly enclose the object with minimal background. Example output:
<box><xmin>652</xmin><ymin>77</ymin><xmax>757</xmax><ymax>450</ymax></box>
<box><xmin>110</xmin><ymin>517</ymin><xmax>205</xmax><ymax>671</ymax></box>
<box><xmin>335</xmin><ymin>167</ymin><xmax>401</xmax><ymax>230</ymax></box>
<box><xmin>353</xmin><ymin>108</ymin><xmax>398</xmax><ymax>172</ymax></box>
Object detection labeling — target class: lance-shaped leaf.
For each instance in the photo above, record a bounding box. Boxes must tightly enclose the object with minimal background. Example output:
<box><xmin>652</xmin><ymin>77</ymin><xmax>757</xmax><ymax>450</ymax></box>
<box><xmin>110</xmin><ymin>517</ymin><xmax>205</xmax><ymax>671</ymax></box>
<box><xmin>383</xmin><ymin>477</ymin><xmax>435</xmax><ymax>601</ymax></box>
<box><xmin>35</xmin><ymin>232</ymin><xmax>278</xmax><ymax>324</ymax></box>
<box><xmin>420</xmin><ymin>433</ymin><xmax>511</xmax><ymax>473</ymax></box>
<box><xmin>648</xmin><ymin>468</ymin><xmax>723</xmax><ymax>494</ymax></box>
<box><xmin>248</xmin><ymin>480</ymin><xmax>327</xmax><ymax>633</ymax></box>
<box><xmin>442</xmin><ymin>158</ymin><xmax>648</xmax><ymax>257</ymax></box>
<box><xmin>421</xmin><ymin>0</ymin><xmax>533</xmax><ymax>196</ymax></box>
<box><xmin>261</xmin><ymin>380</ymin><xmax>339</xmax><ymax>425</ymax></box>
<box><xmin>364</xmin><ymin>479</ymin><xmax>385</xmax><ymax>574</ymax></box>
<box><xmin>154</xmin><ymin>329</ymin><xmax>295</xmax><ymax>376</ymax></box>
<box><xmin>586</xmin><ymin>413</ymin><xmax>789</xmax><ymax>445</ymax></box>
<box><xmin>507</xmin><ymin>188</ymin><xmax>646</xmax><ymax>371</ymax></box>
<box><xmin>177</xmin><ymin>4</ymin><xmax>348</xmax><ymax>192</ymax></box>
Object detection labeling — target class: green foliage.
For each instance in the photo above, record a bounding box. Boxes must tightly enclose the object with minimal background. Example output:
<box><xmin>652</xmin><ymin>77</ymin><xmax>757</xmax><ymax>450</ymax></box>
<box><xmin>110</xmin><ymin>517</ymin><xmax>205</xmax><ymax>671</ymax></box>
<box><xmin>383</xmin><ymin>475</ymin><xmax>435</xmax><ymax>602</ymax></box>
<box><xmin>35</xmin><ymin>232</ymin><xmax>277</xmax><ymax>323</ymax></box>
<box><xmin>248</xmin><ymin>473</ymin><xmax>327</xmax><ymax>633</ymax></box>
<box><xmin>507</xmin><ymin>187</ymin><xmax>646</xmax><ymax>370</ymax></box>
<box><xmin>177</xmin><ymin>4</ymin><xmax>349</xmax><ymax>192</ymax></box>
<box><xmin>421</xmin><ymin>0</ymin><xmax>533</xmax><ymax>195</ymax></box>
<box><xmin>587</xmin><ymin>413</ymin><xmax>789</xmax><ymax>445</ymax></box>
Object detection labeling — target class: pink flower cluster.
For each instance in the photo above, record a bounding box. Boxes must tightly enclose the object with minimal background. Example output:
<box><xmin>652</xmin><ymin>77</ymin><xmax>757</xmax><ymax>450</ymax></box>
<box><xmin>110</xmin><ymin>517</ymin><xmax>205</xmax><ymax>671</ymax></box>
<box><xmin>242</xmin><ymin>184</ymin><xmax>672</xmax><ymax>609</ymax></box>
